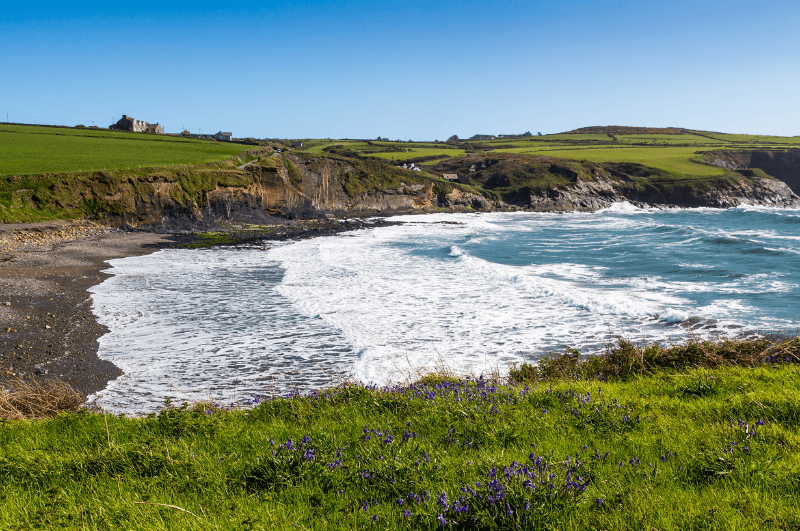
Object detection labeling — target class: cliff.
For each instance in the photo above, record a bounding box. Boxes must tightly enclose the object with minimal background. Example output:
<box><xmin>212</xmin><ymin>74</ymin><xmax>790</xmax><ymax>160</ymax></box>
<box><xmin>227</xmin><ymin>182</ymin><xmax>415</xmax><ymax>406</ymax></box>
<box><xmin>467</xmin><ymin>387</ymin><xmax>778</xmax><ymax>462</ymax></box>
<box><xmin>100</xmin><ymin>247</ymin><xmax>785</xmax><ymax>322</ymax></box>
<box><xmin>0</xmin><ymin>151</ymin><xmax>494</xmax><ymax>225</ymax></box>
<box><xmin>703</xmin><ymin>149</ymin><xmax>800</xmax><ymax>195</ymax></box>
<box><xmin>433</xmin><ymin>154</ymin><xmax>800</xmax><ymax>211</ymax></box>
<box><xmin>1</xmin><ymin>149</ymin><xmax>798</xmax><ymax>226</ymax></box>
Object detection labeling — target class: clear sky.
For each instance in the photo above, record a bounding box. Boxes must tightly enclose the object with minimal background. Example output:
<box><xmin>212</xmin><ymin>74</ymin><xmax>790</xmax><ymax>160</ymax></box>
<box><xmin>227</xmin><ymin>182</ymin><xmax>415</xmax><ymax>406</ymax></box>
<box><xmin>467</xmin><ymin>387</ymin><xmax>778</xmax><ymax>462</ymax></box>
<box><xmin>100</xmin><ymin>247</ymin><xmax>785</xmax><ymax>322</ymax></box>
<box><xmin>1</xmin><ymin>0</ymin><xmax>798</xmax><ymax>139</ymax></box>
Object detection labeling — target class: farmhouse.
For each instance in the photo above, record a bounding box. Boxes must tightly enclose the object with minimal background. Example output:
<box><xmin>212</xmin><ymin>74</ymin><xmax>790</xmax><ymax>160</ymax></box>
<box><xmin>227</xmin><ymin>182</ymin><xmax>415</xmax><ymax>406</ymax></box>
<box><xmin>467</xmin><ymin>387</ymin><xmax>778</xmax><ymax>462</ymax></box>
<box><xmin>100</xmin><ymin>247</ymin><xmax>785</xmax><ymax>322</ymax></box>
<box><xmin>110</xmin><ymin>115</ymin><xmax>163</xmax><ymax>134</ymax></box>
<box><xmin>213</xmin><ymin>131</ymin><xmax>233</xmax><ymax>142</ymax></box>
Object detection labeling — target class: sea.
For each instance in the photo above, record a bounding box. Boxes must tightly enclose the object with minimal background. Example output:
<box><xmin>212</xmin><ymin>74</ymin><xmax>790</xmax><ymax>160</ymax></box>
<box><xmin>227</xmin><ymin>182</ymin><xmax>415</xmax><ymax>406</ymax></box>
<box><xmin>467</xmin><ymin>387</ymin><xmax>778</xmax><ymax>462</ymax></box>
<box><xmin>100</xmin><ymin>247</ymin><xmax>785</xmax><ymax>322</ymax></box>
<box><xmin>87</xmin><ymin>204</ymin><xmax>800</xmax><ymax>413</ymax></box>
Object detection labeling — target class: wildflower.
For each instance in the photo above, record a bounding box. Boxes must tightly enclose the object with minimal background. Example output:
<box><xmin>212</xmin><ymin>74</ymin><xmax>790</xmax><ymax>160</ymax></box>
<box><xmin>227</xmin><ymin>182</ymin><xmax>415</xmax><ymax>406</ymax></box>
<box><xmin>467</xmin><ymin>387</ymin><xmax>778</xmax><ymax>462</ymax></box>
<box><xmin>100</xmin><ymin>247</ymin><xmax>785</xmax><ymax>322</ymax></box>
<box><xmin>437</xmin><ymin>514</ymin><xmax>447</xmax><ymax>527</ymax></box>
<box><xmin>372</xmin><ymin>515</ymin><xmax>378</xmax><ymax>523</ymax></box>
<box><xmin>595</xmin><ymin>498</ymin><xmax>603</xmax><ymax>507</ymax></box>
<box><xmin>437</xmin><ymin>492</ymin><xmax>449</xmax><ymax>512</ymax></box>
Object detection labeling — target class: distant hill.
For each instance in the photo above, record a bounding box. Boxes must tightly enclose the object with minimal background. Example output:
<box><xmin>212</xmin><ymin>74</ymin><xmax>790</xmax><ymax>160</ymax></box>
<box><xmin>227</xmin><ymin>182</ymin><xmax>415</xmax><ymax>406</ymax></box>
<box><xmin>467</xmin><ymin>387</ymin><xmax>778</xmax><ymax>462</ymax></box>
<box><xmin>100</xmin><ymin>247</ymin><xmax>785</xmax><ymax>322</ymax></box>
<box><xmin>563</xmin><ymin>126</ymin><xmax>702</xmax><ymax>136</ymax></box>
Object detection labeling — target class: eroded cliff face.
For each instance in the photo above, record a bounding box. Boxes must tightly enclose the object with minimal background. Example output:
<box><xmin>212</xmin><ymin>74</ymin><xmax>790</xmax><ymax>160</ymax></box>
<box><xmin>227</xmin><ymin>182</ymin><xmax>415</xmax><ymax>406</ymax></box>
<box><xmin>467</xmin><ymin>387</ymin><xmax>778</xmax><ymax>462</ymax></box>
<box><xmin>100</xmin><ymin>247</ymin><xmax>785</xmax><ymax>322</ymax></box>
<box><xmin>435</xmin><ymin>154</ymin><xmax>800</xmax><ymax>212</ymax></box>
<box><xmin>706</xmin><ymin>150</ymin><xmax>800</xmax><ymax>195</ymax></box>
<box><xmin>154</xmin><ymin>153</ymin><xmax>800</xmax><ymax>225</ymax></box>
<box><xmin>116</xmin><ymin>154</ymin><xmax>494</xmax><ymax>227</ymax></box>
<box><xmin>15</xmin><ymin>151</ymin><xmax>798</xmax><ymax>228</ymax></box>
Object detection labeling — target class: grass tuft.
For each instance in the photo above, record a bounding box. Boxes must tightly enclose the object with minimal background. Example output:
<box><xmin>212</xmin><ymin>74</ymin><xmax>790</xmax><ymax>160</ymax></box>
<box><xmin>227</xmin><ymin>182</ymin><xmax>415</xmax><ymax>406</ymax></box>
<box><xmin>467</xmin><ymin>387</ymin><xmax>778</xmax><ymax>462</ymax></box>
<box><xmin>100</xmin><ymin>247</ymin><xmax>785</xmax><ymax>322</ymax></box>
<box><xmin>510</xmin><ymin>336</ymin><xmax>800</xmax><ymax>382</ymax></box>
<box><xmin>0</xmin><ymin>376</ymin><xmax>84</xmax><ymax>419</ymax></box>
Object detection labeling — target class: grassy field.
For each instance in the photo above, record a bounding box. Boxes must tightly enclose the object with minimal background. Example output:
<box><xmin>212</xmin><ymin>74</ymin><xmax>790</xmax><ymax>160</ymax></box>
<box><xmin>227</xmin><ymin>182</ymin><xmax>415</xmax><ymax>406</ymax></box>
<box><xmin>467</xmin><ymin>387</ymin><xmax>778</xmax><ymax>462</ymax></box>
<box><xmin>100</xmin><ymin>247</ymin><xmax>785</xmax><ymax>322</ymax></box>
<box><xmin>294</xmin><ymin>128</ymin><xmax>800</xmax><ymax>179</ymax></box>
<box><xmin>0</xmin><ymin>124</ymin><xmax>249</xmax><ymax>176</ymax></box>
<box><xmin>495</xmin><ymin>146</ymin><xmax>728</xmax><ymax>177</ymax></box>
<box><xmin>1</xmin><ymin>338</ymin><xmax>798</xmax><ymax>530</ymax></box>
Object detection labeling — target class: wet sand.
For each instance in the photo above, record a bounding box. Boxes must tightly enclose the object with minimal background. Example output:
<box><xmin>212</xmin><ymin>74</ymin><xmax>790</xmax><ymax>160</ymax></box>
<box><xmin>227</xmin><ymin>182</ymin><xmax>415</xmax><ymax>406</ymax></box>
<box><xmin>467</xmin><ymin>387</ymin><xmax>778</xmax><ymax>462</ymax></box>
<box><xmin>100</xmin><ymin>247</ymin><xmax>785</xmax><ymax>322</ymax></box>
<box><xmin>0</xmin><ymin>224</ymin><xmax>172</xmax><ymax>397</ymax></box>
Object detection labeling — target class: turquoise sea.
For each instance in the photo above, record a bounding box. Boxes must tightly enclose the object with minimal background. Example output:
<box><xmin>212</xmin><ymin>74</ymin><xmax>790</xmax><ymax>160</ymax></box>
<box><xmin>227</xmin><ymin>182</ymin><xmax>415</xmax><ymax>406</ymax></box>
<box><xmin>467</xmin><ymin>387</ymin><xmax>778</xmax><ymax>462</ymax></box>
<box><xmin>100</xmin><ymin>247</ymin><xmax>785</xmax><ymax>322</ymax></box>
<box><xmin>89</xmin><ymin>204</ymin><xmax>800</xmax><ymax>412</ymax></box>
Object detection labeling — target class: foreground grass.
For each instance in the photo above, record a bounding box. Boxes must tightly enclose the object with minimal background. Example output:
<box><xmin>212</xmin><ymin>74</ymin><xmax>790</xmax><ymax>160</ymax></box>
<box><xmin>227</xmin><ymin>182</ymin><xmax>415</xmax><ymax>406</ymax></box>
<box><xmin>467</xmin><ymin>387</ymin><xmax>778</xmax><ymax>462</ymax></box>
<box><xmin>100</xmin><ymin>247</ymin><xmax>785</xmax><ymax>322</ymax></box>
<box><xmin>1</xmin><ymin>339</ymin><xmax>799</xmax><ymax>529</ymax></box>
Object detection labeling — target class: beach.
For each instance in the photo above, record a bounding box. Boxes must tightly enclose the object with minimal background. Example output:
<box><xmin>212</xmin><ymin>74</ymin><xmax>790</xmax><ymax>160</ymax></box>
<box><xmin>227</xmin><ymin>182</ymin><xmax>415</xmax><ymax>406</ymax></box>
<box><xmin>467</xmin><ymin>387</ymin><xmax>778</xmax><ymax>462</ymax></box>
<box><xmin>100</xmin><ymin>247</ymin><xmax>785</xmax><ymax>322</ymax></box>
<box><xmin>0</xmin><ymin>222</ymin><xmax>171</xmax><ymax>396</ymax></box>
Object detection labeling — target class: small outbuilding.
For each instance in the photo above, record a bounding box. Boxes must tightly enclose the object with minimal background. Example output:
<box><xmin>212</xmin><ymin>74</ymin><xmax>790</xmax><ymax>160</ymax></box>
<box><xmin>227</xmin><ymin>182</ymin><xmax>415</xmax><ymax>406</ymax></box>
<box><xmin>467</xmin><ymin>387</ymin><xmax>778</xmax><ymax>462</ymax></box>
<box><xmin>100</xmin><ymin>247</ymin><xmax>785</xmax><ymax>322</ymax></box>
<box><xmin>442</xmin><ymin>173</ymin><xmax>459</xmax><ymax>182</ymax></box>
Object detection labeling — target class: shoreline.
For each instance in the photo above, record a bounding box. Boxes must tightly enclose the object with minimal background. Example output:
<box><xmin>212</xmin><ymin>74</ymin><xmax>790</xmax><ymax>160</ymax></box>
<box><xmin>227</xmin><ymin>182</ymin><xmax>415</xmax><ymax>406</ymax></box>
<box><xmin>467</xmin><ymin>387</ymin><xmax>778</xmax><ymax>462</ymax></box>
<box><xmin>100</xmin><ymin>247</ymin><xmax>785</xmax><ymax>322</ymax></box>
<box><xmin>0</xmin><ymin>217</ymin><xmax>401</xmax><ymax>398</ymax></box>
<box><xmin>2</xmin><ymin>204</ymin><xmax>798</xmax><ymax>402</ymax></box>
<box><xmin>0</xmin><ymin>226</ymin><xmax>173</xmax><ymax>397</ymax></box>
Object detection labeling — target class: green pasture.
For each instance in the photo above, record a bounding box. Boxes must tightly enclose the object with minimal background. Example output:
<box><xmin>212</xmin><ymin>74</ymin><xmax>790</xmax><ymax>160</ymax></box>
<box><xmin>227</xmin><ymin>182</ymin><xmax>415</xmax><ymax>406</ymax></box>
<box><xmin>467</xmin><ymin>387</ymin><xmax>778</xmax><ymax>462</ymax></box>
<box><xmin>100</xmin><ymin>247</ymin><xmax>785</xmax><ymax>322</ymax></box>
<box><xmin>0</xmin><ymin>125</ymin><xmax>248</xmax><ymax>176</ymax></box>
<box><xmin>699</xmin><ymin>132</ymin><xmax>800</xmax><ymax>145</ymax></box>
<box><xmin>614</xmin><ymin>133</ymin><xmax>723</xmax><ymax>145</ymax></box>
<box><xmin>319</xmin><ymin>129</ymin><xmax>799</xmax><ymax>178</ymax></box>
<box><xmin>369</xmin><ymin>147</ymin><xmax>466</xmax><ymax>161</ymax></box>
<box><xmin>492</xmin><ymin>146</ymin><xmax>727</xmax><ymax>176</ymax></box>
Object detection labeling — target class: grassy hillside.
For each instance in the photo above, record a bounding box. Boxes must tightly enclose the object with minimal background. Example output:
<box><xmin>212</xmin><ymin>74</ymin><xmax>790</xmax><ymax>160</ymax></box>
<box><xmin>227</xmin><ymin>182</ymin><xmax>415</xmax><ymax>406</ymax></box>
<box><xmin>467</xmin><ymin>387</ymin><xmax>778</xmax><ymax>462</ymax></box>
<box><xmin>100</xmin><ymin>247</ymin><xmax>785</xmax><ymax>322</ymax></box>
<box><xmin>1</xmin><ymin>338</ymin><xmax>799</xmax><ymax>530</ymax></box>
<box><xmin>295</xmin><ymin>127</ymin><xmax>800</xmax><ymax>180</ymax></box>
<box><xmin>2</xmin><ymin>125</ymin><xmax>798</xmax><ymax>224</ymax></box>
<box><xmin>0</xmin><ymin>124</ymin><xmax>249</xmax><ymax>176</ymax></box>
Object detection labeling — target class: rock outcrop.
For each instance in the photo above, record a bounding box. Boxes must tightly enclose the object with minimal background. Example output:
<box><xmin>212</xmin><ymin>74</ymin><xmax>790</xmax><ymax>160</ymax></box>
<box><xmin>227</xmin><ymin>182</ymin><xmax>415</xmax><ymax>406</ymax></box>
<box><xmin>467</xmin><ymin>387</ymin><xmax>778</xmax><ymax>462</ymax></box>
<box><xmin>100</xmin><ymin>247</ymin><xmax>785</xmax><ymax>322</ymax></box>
<box><xmin>705</xmin><ymin>149</ymin><xmax>800</xmax><ymax>195</ymax></box>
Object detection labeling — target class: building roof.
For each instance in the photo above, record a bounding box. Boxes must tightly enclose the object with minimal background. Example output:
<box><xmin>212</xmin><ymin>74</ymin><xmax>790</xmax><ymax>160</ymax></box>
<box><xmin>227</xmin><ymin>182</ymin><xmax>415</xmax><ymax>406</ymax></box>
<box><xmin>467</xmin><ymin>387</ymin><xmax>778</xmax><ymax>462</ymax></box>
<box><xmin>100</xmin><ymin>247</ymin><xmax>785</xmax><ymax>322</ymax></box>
<box><xmin>442</xmin><ymin>173</ymin><xmax>459</xmax><ymax>180</ymax></box>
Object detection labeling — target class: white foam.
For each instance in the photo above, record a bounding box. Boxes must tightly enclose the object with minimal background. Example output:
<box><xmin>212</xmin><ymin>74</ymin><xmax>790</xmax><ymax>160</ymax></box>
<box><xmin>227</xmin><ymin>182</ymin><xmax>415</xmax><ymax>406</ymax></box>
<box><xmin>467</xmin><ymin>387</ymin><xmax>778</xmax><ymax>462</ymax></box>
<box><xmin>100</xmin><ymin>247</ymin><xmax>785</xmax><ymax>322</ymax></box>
<box><xmin>87</xmin><ymin>209</ymin><xmax>800</xmax><ymax>412</ymax></box>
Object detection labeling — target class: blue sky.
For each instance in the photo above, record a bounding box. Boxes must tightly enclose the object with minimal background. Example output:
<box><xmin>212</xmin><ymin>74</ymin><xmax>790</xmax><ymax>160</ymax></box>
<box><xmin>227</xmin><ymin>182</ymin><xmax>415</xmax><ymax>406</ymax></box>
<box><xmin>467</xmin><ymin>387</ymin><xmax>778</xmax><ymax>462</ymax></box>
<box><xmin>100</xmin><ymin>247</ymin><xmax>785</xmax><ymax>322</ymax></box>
<box><xmin>1</xmin><ymin>0</ymin><xmax>798</xmax><ymax>139</ymax></box>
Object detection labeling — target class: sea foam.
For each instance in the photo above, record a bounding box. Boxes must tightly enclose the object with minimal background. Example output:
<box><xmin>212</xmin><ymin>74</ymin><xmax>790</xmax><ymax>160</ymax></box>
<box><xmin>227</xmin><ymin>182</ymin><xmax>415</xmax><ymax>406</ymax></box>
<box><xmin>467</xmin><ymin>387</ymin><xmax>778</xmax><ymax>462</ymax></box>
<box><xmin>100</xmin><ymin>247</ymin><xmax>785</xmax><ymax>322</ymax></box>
<box><xmin>88</xmin><ymin>208</ymin><xmax>800</xmax><ymax>412</ymax></box>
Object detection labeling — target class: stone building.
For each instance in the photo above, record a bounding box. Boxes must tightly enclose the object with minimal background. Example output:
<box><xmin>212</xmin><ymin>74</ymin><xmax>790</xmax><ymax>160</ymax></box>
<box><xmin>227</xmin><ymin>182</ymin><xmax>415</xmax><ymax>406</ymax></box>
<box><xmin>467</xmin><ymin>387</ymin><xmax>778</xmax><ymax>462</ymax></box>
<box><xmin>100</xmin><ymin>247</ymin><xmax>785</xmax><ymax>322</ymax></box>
<box><xmin>110</xmin><ymin>114</ymin><xmax>163</xmax><ymax>134</ymax></box>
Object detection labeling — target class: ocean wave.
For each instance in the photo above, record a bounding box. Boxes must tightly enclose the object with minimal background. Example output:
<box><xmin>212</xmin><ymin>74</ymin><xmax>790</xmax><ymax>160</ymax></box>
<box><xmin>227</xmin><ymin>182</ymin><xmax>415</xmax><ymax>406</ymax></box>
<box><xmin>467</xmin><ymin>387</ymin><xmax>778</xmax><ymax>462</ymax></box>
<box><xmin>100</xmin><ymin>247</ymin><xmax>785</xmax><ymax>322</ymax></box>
<box><xmin>87</xmin><ymin>209</ymin><xmax>800</xmax><ymax>412</ymax></box>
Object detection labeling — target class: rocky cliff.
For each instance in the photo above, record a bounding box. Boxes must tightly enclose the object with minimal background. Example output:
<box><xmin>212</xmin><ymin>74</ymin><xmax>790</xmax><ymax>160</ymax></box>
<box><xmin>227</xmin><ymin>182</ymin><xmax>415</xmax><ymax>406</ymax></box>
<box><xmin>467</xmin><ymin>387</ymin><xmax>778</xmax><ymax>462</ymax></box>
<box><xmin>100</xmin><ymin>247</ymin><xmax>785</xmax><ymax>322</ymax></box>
<box><xmin>704</xmin><ymin>149</ymin><xmax>800</xmax><ymax>196</ymax></box>
<box><xmin>433</xmin><ymin>154</ymin><xmax>800</xmax><ymax>212</ymax></box>
<box><xmin>3</xmin><ymin>150</ymin><xmax>798</xmax><ymax>227</ymax></box>
<box><xmin>97</xmin><ymin>153</ymin><xmax>496</xmax><ymax>227</ymax></box>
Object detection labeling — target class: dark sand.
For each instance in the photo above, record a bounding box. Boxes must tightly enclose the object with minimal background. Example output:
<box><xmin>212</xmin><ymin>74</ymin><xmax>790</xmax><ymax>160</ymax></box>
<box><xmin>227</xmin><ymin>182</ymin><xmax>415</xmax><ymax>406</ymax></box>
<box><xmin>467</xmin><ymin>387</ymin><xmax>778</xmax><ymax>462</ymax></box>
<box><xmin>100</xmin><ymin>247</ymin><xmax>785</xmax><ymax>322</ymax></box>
<box><xmin>0</xmin><ymin>225</ymin><xmax>172</xmax><ymax>397</ymax></box>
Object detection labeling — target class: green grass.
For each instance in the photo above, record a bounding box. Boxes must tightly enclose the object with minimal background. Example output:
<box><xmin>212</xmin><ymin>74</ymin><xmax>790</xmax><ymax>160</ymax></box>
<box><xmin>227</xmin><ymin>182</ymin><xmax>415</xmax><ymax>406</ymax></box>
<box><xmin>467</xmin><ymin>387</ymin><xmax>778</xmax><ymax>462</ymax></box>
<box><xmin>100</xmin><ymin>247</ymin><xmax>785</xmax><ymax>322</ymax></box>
<box><xmin>369</xmin><ymin>147</ymin><xmax>467</xmax><ymax>161</ymax></box>
<box><xmin>0</xmin><ymin>124</ymin><xmax>249</xmax><ymax>176</ymax></box>
<box><xmin>699</xmin><ymin>132</ymin><xmax>800</xmax><ymax>145</ymax></box>
<box><xmin>614</xmin><ymin>133</ymin><xmax>725</xmax><ymax>145</ymax></box>
<box><xmin>499</xmin><ymin>146</ymin><xmax>728</xmax><ymax>177</ymax></box>
<box><xmin>1</xmin><ymin>339</ymin><xmax>798</xmax><ymax>530</ymax></box>
<box><xmin>343</xmin><ymin>128</ymin><xmax>800</xmax><ymax>181</ymax></box>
